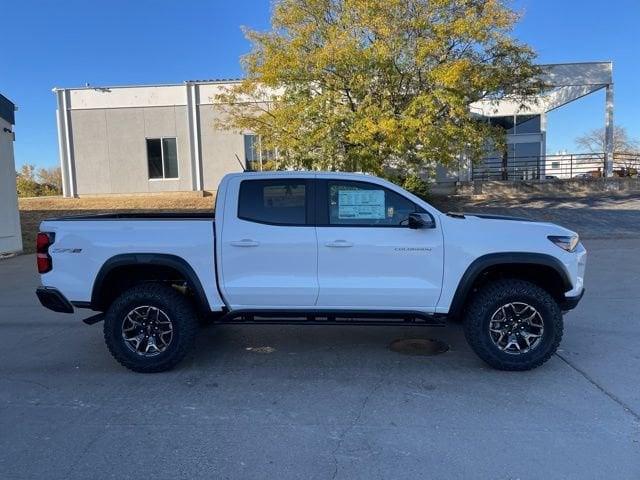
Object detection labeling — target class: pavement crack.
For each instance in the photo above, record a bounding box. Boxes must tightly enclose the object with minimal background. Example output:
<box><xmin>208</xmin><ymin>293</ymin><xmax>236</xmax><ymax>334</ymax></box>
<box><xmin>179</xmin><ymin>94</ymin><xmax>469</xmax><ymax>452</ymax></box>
<box><xmin>556</xmin><ymin>352</ymin><xmax>640</xmax><ymax>422</ymax></box>
<box><xmin>330</xmin><ymin>369</ymin><xmax>390</xmax><ymax>480</ymax></box>
<box><xmin>0</xmin><ymin>376</ymin><xmax>50</xmax><ymax>390</ymax></box>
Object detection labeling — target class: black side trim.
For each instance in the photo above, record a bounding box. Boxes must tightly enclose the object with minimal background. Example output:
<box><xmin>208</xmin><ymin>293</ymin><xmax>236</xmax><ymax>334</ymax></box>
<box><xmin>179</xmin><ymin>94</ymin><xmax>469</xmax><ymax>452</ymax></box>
<box><xmin>91</xmin><ymin>253</ymin><xmax>211</xmax><ymax>312</ymax></box>
<box><xmin>216</xmin><ymin>309</ymin><xmax>446</xmax><ymax>327</ymax></box>
<box><xmin>71</xmin><ymin>301</ymin><xmax>93</xmax><ymax>309</ymax></box>
<box><xmin>82</xmin><ymin>313</ymin><xmax>105</xmax><ymax>325</ymax></box>
<box><xmin>36</xmin><ymin>287</ymin><xmax>74</xmax><ymax>313</ymax></box>
<box><xmin>560</xmin><ymin>288</ymin><xmax>585</xmax><ymax>312</ymax></box>
<box><xmin>448</xmin><ymin>252</ymin><xmax>573</xmax><ymax>318</ymax></box>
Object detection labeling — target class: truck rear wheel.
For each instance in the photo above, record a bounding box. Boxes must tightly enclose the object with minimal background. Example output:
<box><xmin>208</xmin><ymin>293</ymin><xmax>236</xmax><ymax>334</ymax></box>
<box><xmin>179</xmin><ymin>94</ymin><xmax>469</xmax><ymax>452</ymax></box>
<box><xmin>463</xmin><ymin>279</ymin><xmax>563</xmax><ymax>371</ymax></box>
<box><xmin>103</xmin><ymin>283</ymin><xmax>198</xmax><ymax>373</ymax></box>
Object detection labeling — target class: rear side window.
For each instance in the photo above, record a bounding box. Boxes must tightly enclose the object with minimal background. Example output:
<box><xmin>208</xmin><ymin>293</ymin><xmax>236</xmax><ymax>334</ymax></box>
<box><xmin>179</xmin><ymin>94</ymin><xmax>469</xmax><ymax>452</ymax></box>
<box><xmin>238</xmin><ymin>179</ymin><xmax>308</xmax><ymax>225</ymax></box>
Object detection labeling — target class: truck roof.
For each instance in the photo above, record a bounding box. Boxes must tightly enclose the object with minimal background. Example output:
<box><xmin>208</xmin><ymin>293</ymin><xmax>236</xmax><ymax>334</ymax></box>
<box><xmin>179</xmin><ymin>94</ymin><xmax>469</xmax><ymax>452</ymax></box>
<box><xmin>224</xmin><ymin>171</ymin><xmax>377</xmax><ymax>180</ymax></box>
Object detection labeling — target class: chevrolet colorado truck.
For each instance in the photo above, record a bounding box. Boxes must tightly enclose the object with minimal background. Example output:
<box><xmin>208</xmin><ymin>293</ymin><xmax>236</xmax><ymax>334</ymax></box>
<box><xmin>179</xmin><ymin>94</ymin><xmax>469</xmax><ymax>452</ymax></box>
<box><xmin>36</xmin><ymin>172</ymin><xmax>586</xmax><ymax>373</ymax></box>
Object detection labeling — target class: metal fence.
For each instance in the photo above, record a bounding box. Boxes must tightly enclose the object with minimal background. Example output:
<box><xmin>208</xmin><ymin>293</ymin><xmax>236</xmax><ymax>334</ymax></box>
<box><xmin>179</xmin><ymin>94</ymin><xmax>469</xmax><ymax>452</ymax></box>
<box><xmin>472</xmin><ymin>152</ymin><xmax>640</xmax><ymax>181</ymax></box>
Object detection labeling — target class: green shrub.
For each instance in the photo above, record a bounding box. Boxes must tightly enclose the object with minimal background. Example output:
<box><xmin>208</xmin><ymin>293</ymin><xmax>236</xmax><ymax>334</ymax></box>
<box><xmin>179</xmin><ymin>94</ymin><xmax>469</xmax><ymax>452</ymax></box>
<box><xmin>402</xmin><ymin>173</ymin><xmax>430</xmax><ymax>200</ymax></box>
<box><xmin>16</xmin><ymin>176</ymin><xmax>44</xmax><ymax>197</ymax></box>
<box><xmin>15</xmin><ymin>164</ymin><xmax>62</xmax><ymax>197</ymax></box>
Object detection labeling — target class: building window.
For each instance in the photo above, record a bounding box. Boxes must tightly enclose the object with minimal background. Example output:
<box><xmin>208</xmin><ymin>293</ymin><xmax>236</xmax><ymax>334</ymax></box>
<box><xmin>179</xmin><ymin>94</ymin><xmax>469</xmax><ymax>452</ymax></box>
<box><xmin>244</xmin><ymin>135</ymin><xmax>259</xmax><ymax>171</ymax></box>
<box><xmin>490</xmin><ymin>115</ymin><xmax>541</xmax><ymax>135</ymax></box>
<box><xmin>147</xmin><ymin>138</ymin><xmax>178</xmax><ymax>180</ymax></box>
<box><xmin>514</xmin><ymin>115</ymin><xmax>541</xmax><ymax>134</ymax></box>
<box><xmin>244</xmin><ymin>134</ymin><xmax>278</xmax><ymax>171</ymax></box>
<box><xmin>490</xmin><ymin>116</ymin><xmax>515</xmax><ymax>134</ymax></box>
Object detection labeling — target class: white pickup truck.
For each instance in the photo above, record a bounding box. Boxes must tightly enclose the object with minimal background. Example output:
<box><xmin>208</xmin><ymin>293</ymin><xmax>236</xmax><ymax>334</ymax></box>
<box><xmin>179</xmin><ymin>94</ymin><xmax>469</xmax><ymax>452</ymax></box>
<box><xmin>36</xmin><ymin>172</ymin><xmax>586</xmax><ymax>373</ymax></box>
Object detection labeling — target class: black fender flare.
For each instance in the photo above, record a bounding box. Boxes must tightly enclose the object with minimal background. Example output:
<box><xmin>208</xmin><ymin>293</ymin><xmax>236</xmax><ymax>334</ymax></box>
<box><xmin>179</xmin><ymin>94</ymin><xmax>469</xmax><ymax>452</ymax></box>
<box><xmin>90</xmin><ymin>253</ymin><xmax>210</xmax><ymax>312</ymax></box>
<box><xmin>447</xmin><ymin>252</ymin><xmax>572</xmax><ymax>318</ymax></box>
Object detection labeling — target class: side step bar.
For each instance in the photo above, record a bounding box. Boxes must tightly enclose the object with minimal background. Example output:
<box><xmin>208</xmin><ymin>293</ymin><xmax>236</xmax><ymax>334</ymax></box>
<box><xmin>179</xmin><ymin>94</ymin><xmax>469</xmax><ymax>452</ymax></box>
<box><xmin>82</xmin><ymin>313</ymin><xmax>105</xmax><ymax>325</ymax></box>
<box><xmin>214</xmin><ymin>309</ymin><xmax>446</xmax><ymax>327</ymax></box>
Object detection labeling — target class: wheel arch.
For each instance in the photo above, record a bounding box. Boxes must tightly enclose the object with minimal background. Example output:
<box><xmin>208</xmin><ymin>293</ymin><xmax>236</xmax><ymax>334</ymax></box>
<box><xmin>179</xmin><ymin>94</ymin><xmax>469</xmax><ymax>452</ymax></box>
<box><xmin>448</xmin><ymin>252</ymin><xmax>572</xmax><ymax>319</ymax></box>
<box><xmin>90</xmin><ymin>253</ymin><xmax>210</xmax><ymax>313</ymax></box>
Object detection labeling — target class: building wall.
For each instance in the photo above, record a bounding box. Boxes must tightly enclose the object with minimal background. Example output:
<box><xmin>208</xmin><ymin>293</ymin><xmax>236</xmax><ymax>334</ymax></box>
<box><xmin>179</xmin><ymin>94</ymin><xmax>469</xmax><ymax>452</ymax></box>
<box><xmin>199</xmin><ymin>104</ymin><xmax>245</xmax><ymax>190</ymax></box>
<box><xmin>59</xmin><ymin>83</ymin><xmax>249</xmax><ymax>196</ymax></box>
<box><xmin>0</xmin><ymin>115</ymin><xmax>22</xmax><ymax>254</ymax></box>
<box><xmin>70</xmin><ymin>105</ymin><xmax>194</xmax><ymax>194</ymax></box>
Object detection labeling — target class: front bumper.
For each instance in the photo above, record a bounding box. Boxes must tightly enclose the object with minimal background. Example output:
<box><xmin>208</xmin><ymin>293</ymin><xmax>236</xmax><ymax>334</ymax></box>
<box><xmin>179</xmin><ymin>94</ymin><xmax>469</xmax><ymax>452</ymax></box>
<box><xmin>560</xmin><ymin>288</ymin><xmax>585</xmax><ymax>312</ymax></box>
<box><xmin>36</xmin><ymin>287</ymin><xmax>74</xmax><ymax>313</ymax></box>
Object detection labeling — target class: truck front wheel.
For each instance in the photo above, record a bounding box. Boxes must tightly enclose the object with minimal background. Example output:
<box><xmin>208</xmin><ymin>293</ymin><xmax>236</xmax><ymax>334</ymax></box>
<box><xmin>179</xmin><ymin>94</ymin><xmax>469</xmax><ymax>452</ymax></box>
<box><xmin>463</xmin><ymin>279</ymin><xmax>563</xmax><ymax>371</ymax></box>
<box><xmin>103</xmin><ymin>283</ymin><xmax>198</xmax><ymax>373</ymax></box>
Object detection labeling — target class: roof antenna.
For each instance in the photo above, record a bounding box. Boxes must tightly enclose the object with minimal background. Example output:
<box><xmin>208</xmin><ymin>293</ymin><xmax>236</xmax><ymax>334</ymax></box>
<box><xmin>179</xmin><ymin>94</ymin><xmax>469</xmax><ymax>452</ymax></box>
<box><xmin>234</xmin><ymin>154</ymin><xmax>248</xmax><ymax>172</ymax></box>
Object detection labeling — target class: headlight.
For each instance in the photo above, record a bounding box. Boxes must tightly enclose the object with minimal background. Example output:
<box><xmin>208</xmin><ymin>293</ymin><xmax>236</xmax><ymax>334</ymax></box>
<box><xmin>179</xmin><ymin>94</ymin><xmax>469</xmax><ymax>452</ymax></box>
<box><xmin>548</xmin><ymin>235</ymin><xmax>579</xmax><ymax>252</ymax></box>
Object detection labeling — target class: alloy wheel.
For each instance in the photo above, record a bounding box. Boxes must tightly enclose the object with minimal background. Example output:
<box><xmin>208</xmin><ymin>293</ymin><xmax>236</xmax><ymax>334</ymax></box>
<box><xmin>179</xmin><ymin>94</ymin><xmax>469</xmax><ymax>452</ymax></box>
<box><xmin>489</xmin><ymin>302</ymin><xmax>545</xmax><ymax>355</ymax></box>
<box><xmin>122</xmin><ymin>305</ymin><xmax>174</xmax><ymax>357</ymax></box>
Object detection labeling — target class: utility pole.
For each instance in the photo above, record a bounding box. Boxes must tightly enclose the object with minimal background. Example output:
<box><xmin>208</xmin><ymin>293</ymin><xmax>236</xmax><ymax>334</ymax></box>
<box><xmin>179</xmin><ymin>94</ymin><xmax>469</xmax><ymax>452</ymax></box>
<box><xmin>604</xmin><ymin>83</ymin><xmax>614</xmax><ymax>177</ymax></box>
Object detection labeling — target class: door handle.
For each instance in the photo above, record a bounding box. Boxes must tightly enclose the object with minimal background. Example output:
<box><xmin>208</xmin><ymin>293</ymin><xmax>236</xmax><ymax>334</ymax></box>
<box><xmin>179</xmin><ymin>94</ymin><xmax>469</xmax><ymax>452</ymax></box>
<box><xmin>325</xmin><ymin>240</ymin><xmax>353</xmax><ymax>248</ymax></box>
<box><xmin>230</xmin><ymin>239</ymin><xmax>260</xmax><ymax>247</ymax></box>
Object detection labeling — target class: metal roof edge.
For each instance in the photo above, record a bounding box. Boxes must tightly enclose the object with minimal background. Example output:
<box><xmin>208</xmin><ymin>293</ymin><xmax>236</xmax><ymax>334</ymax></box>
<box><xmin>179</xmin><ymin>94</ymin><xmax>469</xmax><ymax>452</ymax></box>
<box><xmin>52</xmin><ymin>78</ymin><xmax>244</xmax><ymax>92</ymax></box>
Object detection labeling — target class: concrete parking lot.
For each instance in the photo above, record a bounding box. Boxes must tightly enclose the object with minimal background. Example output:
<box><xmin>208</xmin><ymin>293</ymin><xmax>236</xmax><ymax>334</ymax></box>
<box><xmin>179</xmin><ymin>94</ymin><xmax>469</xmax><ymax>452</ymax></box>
<box><xmin>1</xmin><ymin>236</ymin><xmax>639</xmax><ymax>479</ymax></box>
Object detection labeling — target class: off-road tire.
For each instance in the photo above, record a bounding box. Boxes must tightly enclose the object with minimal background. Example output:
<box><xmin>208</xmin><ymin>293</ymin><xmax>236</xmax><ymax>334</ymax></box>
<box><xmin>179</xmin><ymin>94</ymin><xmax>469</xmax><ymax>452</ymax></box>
<box><xmin>463</xmin><ymin>279</ymin><xmax>563</xmax><ymax>371</ymax></box>
<box><xmin>103</xmin><ymin>283</ymin><xmax>198</xmax><ymax>373</ymax></box>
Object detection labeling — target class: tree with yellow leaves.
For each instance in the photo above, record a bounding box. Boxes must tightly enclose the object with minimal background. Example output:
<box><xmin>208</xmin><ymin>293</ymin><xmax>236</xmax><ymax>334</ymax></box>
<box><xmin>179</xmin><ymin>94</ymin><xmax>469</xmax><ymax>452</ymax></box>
<box><xmin>216</xmin><ymin>0</ymin><xmax>544</xmax><ymax>181</ymax></box>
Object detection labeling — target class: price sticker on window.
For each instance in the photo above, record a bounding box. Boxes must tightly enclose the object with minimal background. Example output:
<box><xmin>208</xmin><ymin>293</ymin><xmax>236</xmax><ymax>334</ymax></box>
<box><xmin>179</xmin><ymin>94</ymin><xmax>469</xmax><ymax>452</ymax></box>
<box><xmin>338</xmin><ymin>189</ymin><xmax>385</xmax><ymax>219</ymax></box>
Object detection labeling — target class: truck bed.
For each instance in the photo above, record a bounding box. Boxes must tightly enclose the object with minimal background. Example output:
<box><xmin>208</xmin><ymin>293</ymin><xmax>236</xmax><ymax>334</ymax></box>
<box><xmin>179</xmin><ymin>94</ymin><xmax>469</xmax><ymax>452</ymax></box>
<box><xmin>39</xmin><ymin>213</ymin><xmax>223</xmax><ymax>311</ymax></box>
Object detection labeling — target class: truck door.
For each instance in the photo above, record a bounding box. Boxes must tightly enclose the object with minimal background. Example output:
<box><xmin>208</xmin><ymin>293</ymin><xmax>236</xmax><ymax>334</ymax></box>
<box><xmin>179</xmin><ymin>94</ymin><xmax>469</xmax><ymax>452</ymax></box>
<box><xmin>315</xmin><ymin>179</ymin><xmax>443</xmax><ymax>310</ymax></box>
<box><xmin>219</xmin><ymin>177</ymin><xmax>318</xmax><ymax>308</ymax></box>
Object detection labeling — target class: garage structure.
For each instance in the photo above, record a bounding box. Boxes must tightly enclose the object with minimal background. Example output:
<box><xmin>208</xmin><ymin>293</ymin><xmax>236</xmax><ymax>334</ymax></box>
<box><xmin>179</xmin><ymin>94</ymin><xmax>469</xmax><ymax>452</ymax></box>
<box><xmin>466</xmin><ymin>61</ymin><xmax>615</xmax><ymax>181</ymax></box>
<box><xmin>0</xmin><ymin>93</ymin><xmax>22</xmax><ymax>255</ymax></box>
<box><xmin>54</xmin><ymin>62</ymin><xmax>614</xmax><ymax>197</ymax></box>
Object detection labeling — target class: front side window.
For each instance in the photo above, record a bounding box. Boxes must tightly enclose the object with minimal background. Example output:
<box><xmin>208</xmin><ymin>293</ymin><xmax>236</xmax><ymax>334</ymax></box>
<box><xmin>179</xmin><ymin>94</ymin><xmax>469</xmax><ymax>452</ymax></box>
<box><xmin>147</xmin><ymin>138</ymin><xmax>178</xmax><ymax>180</ymax></box>
<box><xmin>327</xmin><ymin>180</ymin><xmax>420</xmax><ymax>226</ymax></box>
<box><xmin>238</xmin><ymin>179</ymin><xmax>307</xmax><ymax>225</ymax></box>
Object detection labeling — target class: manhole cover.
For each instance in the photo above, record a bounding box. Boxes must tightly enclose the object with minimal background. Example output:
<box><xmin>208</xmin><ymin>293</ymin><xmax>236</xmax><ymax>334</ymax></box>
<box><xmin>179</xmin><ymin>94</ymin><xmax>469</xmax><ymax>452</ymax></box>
<box><xmin>389</xmin><ymin>338</ymin><xmax>449</xmax><ymax>356</ymax></box>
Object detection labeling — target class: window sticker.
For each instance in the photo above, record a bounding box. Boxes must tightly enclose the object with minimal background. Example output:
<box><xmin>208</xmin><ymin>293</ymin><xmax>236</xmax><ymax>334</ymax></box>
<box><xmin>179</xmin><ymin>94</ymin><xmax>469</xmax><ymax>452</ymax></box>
<box><xmin>338</xmin><ymin>189</ymin><xmax>385</xmax><ymax>219</ymax></box>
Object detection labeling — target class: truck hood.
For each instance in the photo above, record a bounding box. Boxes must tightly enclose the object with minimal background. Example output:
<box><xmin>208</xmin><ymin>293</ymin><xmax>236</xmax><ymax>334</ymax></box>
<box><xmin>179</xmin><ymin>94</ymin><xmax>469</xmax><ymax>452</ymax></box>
<box><xmin>445</xmin><ymin>211</ymin><xmax>577</xmax><ymax>237</ymax></box>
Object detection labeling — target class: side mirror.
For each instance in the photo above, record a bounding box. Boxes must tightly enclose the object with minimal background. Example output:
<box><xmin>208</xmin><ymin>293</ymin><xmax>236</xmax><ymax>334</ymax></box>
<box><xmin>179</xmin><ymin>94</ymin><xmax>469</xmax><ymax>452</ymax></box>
<box><xmin>408</xmin><ymin>212</ymin><xmax>436</xmax><ymax>229</ymax></box>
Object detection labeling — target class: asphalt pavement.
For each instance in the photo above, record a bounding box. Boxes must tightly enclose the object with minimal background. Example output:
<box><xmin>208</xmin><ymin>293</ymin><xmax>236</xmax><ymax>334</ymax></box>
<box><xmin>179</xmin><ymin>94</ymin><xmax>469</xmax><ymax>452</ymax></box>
<box><xmin>0</xmin><ymin>238</ymin><xmax>639</xmax><ymax>479</ymax></box>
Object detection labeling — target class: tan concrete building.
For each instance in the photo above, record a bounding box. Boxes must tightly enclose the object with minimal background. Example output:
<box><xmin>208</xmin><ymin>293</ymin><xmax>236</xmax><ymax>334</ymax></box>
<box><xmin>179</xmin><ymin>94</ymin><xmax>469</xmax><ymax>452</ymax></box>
<box><xmin>54</xmin><ymin>80</ymin><xmax>253</xmax><ymax>196</ymax></box>
<box><xmin>0</xmin><ymin>93</ymin><xmax>22</xmax><ymax>254</ymax></box>
<box><xmin>54</xmin><ymin>62</ymin><xmax>614</xmax><ymax>197</ymax></box>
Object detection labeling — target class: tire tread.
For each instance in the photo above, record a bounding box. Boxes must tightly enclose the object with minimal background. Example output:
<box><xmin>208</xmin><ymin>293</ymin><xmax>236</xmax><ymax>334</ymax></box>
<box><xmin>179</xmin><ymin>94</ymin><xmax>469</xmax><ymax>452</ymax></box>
<box><xmin>463</xmin><ymin>279</ymin><xmax>563</xmax><ymax>371</ymax></box>
<box><xmin>103</xmin><ymin>283</ymin><xmax>198</xmax><ymax>373</ymax></box>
